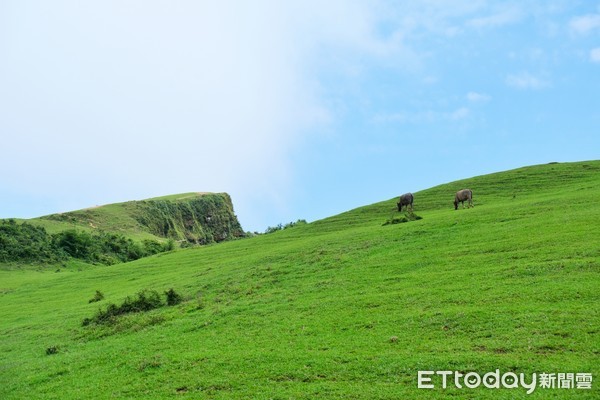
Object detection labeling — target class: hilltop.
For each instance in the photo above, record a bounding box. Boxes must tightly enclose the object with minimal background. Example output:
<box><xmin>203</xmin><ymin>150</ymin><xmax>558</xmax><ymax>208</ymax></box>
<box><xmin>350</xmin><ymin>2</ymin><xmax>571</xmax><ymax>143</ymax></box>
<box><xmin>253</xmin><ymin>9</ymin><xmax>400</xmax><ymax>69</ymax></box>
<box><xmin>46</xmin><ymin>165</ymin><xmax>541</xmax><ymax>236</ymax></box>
<box><xmin>29</xmin><ymin>192</ymin><xmax>244</xmax><ymax>244</ymax></box>
<box><xmin>1</xmin><ymin>192</ymin><xmax>245</xmax><ymax>268</ymax></box>
<box><xmin>0</xmin><ymin>161</ymin><xmax>598</xmax><ymax>399</ymax></box>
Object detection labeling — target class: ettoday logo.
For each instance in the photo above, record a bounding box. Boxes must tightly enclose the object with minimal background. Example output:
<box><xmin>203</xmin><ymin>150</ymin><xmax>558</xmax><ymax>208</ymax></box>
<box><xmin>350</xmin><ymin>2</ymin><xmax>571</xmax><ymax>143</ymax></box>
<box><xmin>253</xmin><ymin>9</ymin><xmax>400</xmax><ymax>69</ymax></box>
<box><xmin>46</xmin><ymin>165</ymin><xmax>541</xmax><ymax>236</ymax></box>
<box><xmin>418</xmin><ymin>370</ymin><xmax>593</xmax><ymax>394</ymax></box>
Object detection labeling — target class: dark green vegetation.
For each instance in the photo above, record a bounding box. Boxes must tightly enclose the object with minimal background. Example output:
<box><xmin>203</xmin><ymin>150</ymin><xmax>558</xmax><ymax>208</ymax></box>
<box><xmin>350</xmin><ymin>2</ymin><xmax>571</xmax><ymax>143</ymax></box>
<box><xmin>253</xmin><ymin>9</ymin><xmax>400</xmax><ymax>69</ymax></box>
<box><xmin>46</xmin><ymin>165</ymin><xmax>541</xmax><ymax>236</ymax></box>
<box><xmin>382</xmin><ymin>210</ymin><xmax>423</xmax><ymax>225</ymax></box>
<box><xmin>1</xmin><ymin>161</ymin><xmax>599</xmax><ymax>399</ymax></box>
<box><xmin>1</xmin><ymin>192</ymin><xmax>244</xmax><ymax>267</ymax></box>
<box><xmin>82</xmin><ymin>288</ymin><xmax>182</xmax><ymax>327</ymax></box>
<box><xmin>265</xmin><ymin>219</ymin><xmax>308</xmax><ymax>234</ymax></box>
<box><xmin>0</xmin><ymin>220</ymin><xmax>173</xmax><ymax>265</ymax></box>
<box><xmin>0</xmin><ymin>219</ymin><xmax>59</xmax><ymax>263</ymax></box>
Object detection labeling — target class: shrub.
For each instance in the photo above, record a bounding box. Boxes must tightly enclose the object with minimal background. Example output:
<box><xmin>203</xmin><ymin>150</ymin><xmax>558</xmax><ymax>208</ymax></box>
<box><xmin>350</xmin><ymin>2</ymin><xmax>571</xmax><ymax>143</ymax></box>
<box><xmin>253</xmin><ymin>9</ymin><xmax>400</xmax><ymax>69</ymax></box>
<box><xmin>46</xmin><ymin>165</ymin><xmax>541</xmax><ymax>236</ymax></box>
<box><xmin>121</xmin><ymin>289</ymin><xmax>163</xmax><ymax>313</ymax></box>
<box><xmin>143</xmin><ymin>239</ymin><xmax>175</xmax><ymax>255</ymax></box>
<box><xmin>0</xmin><ymin>220</ymin><xmax>62</xmax><ymax>263</ymax></box>
<box><xmin>0</xmin><ymin>220</ymin><xmax>178</xmax><ymax>266</ymax></box>
<box><xmin>179</xmin><ymin>241</ymin><xmax>194</xmax><ymax>249</ymax></box>
<box><xmin>383</xmin><ymin>216</ymin><xmax>408</xmax><ymax>225</ymax></box>
<box><xmin>164</xmin><ymin>239</ymin><xmax>176</xmax><ymax>251</ymax></box>
<box><xmin>285</xmin><ymin>219</ymin><xmax>307</xmax><ymax>229</ymax></box>
<box><xmin>53</xmin><ymin>230</ymin><xmax>94</xmax><ymax>259</ymax></box>
<box><xmin>83</xmin><ymin>289</ymin><xmax>163</xmax><ymax>326</ymax></box>
<box><xmin>165</xmin><ymin>288</ymin><xmax>182</xmax><ymax>306</ymax></box>
<box><xmin>53</xmin><ymin>229</ymin><xmax>142</xmax><ymax>263</ymax></box>
<box><xmin>383</xmin><ymin>211</ymin><xmax>423</xmax><ymax>226</ymax></box>
<box><xmin>88</xmin><ymin>290</ymin><xmax>105</xmax><ymax>303</ymax></box>
<box><xmin>265</xmin><ymin>219</ymin><xmax>307</xmax><ymax>234</ymax></box>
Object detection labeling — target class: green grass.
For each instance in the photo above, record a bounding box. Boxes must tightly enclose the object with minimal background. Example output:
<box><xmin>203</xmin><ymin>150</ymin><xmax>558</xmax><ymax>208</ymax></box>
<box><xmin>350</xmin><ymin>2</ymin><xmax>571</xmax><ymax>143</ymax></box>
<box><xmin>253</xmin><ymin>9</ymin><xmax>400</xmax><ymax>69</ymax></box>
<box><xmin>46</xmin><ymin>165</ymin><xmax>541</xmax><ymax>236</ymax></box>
<box><xmin>146</xmin><ymin>192</ymin><xmax>212</xmax><ymax>202</ymax></box>
<box><xmin>16</xmin><ymin>192</ymin><xmax>216</xmax><ymax>242</ymax></box>
<box><xmin>10</xmin><ymin>192</ymin><xmax>242</xmax><ymax>249</ymax></box>
<box><xmin>1</xmin><ymin>161</ymin><xmax>599</xmax><ymax>399</ymax></box>
<box><xmin>16</xmin><ymin>200</ymin><xmax>170</xmax><ymax>242</ymax></box>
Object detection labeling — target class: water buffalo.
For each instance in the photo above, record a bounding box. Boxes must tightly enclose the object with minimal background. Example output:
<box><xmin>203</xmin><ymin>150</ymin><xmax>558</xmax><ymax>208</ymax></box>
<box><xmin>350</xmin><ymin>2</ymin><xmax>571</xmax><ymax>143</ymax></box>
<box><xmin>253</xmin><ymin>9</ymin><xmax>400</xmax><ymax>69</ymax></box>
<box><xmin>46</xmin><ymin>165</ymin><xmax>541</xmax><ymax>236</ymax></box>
<box><xmin>397</xmin><ymin>193</ymin><xmax>414</xmax><ymax>212</ymax></box>
<box><xmin>454</xmin><ymin>189</ymin><xmax>473</xmax><ymax>210</ymax></box>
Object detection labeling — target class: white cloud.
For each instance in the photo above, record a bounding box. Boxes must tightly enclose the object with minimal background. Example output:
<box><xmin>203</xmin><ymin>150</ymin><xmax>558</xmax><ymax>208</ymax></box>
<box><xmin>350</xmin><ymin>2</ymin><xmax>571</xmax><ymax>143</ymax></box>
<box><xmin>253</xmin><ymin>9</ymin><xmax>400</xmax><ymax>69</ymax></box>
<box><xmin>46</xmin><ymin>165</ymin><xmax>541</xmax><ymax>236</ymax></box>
<box><xmin>0</xmin><ymin>0</ymin><xmax>439</xmax><ymax>229</ymax></box>
<box><xmin>2</xmin><ymin>1</ymin><xmax>593</xmax><ymax>230</ymax></box>
<box><xmin>569</xmin><ymin>13</ymin><xmax>600</xmax><ymax>35</ymax></box>
<box><xmin>590</xmin><ymin>48</ymin><xmax>600</xmax><ymax>63</ymax></box>
<box><xmin>467</xmin><ymin>92</ymin><xmax>491</xmax><ymax>103</ymax></box>
<box><xmin>0</xmin><ymin>2</ymin><xmax>337</xmax><ymax>229</ymax></box>
<box><xmin>505</xmin><ymin>72</ymin><xmax>550</xmax><ymax>90</ymax></box>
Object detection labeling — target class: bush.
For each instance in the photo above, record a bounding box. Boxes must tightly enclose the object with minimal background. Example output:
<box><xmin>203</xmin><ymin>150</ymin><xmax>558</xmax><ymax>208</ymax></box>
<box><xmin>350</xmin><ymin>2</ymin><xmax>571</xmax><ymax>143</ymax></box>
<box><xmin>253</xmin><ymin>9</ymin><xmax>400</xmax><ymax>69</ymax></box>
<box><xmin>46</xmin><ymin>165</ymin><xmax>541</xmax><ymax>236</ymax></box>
<box><xmin>121</xmin><ymin>289</ymin><xmax>163</xmax><ymax>313</ymax></box>
<box><xmin>0</xmin><ymin>220</ymin><xmax>62</xmax><ymax>263</ymax></box>
<box><xmin>53</xmin><ymin>230</ymin><xmax>94</xmax><ymax>259</ymax></box>
<box><xmin>88</xmin><ymin>290</ymin><xmax>105</xmax><ymax>303</ymax></box>
<box><xmin>0</xmin><ymin>220</ymin><xmax>178</xmax><ymax>266</ymax></box>
<box><xmin>265</xmin><ymin>219</ymin><xmax>307</xmax><ymax>234</ymax></box>
<box><xmin>382</xmin><ymin>211</ymin><xmax>423</xmax><ymax>226</ymax></box>
<box><xmin>143</xmin><ymin>239</ymin><xmax>175</xmax><ymax>255</ymax></box>
<box><xmin>382</xmin><ymin>216</ymin><xmax>409</xmax><ymax>225</ymax></box>
<box><xmin>84</xmin><ymin>289</ymin><xmax>163</xmax><ymax>326</ymax></box>
<box><xmin>165</xmin><ymin>288</ymin><xmax>182</xmax><ymax>306</ymax></box>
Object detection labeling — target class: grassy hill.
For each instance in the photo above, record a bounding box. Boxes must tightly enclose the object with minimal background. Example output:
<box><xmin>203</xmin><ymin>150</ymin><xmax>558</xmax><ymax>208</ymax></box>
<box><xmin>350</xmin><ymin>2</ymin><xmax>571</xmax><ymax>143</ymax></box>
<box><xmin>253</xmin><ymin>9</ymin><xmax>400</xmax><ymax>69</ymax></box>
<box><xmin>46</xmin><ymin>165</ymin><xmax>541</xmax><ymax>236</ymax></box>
<box><xmin>11</xmin><ymin>191</ymin><xmax>244</xmax><ymax>246</ymax></box>
<box><xmin>1</xmin><ymin>161</ymin><xmax>599</xmax><ymax>399</ymax></box>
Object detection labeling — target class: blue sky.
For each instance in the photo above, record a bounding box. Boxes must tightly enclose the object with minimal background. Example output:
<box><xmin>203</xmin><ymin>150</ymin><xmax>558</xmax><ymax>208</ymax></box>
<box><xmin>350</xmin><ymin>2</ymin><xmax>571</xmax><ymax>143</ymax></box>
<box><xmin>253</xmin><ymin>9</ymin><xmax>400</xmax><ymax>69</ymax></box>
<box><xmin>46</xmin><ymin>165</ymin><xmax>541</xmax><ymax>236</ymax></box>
<box><xmin>1</xmin><ymin>1</ymin><xmax>599</xmax><ymax>232</ymax></box>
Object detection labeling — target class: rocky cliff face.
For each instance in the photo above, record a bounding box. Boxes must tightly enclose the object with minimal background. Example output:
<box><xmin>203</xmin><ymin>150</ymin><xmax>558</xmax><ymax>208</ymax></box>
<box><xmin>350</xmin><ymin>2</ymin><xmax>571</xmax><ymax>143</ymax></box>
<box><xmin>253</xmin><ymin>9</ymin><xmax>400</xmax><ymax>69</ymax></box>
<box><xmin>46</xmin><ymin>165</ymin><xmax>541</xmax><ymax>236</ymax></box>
<box><xmin>133</xmin><ymin>193</ymin><xmax>245</xmax><ymax>244</ymax></box>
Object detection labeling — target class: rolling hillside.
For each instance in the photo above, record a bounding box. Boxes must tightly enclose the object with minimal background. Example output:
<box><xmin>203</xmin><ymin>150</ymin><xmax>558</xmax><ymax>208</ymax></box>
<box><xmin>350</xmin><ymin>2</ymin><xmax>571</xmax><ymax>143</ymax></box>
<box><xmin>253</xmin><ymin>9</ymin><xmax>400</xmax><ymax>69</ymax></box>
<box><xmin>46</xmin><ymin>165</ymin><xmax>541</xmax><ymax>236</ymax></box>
<box><xmin>1</xmin><ymin>161</ymin><xmax>599</xmax><ymax>399</ymax></box>
<box><xmin>13</xmin><ymin>192</ymin><xmax>244</xmax><ymax>245</ymax></box>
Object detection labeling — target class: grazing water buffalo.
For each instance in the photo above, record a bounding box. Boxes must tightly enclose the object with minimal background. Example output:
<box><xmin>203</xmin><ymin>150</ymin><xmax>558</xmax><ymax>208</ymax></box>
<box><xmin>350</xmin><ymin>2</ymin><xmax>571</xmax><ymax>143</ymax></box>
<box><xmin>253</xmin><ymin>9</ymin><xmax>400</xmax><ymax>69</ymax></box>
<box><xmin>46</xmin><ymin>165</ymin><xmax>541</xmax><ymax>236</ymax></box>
<box><xmin>454</xmin><ymin>189</ymin><xmax>473</xmax><ymax>210</ymax></box>
<box><xmin>397</xmin><ymin>193</ymin><xmax>414</xmax><ymax>212</ymax></box>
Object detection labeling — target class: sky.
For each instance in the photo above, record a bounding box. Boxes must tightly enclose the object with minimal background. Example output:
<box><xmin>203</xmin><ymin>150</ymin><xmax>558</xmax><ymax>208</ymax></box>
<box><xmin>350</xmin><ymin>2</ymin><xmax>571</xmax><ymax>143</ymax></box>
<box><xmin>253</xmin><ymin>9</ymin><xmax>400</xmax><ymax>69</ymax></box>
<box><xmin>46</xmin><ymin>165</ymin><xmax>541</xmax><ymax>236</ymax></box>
<box><xmin>1</xmin><ymin>1</ymin><xmax>599</xmax><ymax>232</ymax></box>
